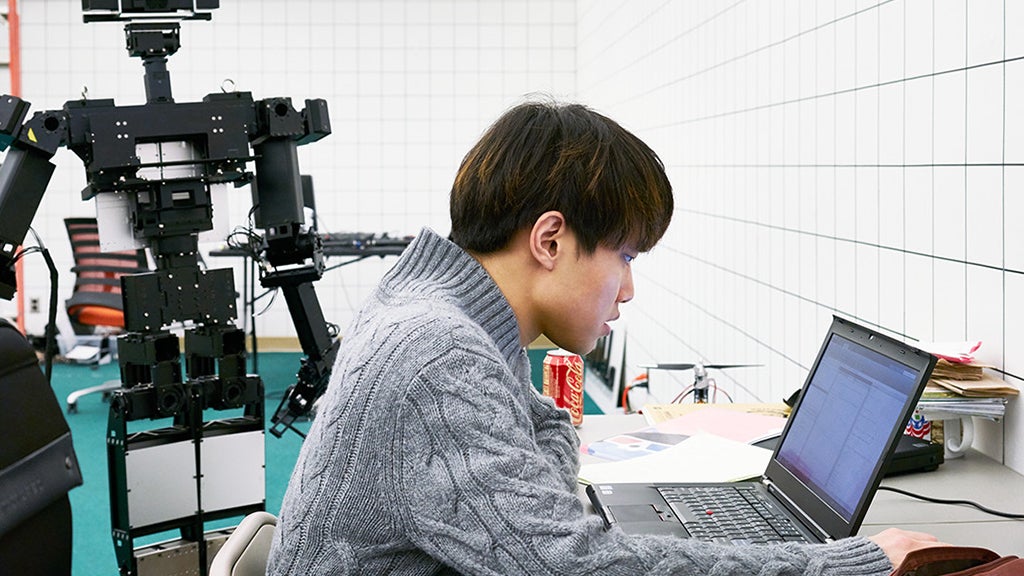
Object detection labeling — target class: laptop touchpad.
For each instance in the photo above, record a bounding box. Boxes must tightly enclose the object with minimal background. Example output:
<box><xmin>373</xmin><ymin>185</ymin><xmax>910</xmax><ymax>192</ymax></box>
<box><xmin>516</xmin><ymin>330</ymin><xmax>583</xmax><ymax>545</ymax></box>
<box><xmin>608</xmin><ymin>504</ymin><xmax>662</xmax><ymax>522</ymax></box>
<box><xmin>608</xmin><ymin>505</ymin><xmax>688</xmax><ymax>536</ymax></box>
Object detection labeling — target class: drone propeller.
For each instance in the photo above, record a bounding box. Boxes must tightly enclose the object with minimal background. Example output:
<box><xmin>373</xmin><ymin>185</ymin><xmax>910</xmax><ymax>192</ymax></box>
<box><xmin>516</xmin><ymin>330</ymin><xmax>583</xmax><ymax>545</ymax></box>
<box><xmin>639</xmin><ymin>363</ymin><xmax>761</xmax><ymax>371</ymax></box>
<box><xmin>636</xmin><ymin>363</ymin><xmax>763</xmax><ymax>404</ymax></box>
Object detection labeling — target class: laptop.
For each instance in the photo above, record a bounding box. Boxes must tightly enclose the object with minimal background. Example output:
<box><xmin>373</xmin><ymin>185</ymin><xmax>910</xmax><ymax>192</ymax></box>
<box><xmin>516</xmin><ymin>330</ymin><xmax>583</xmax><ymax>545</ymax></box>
<box><xmin>586</xmin><ymin>316</ymin><xmax>937</xmax><ymax>544</ymax></box>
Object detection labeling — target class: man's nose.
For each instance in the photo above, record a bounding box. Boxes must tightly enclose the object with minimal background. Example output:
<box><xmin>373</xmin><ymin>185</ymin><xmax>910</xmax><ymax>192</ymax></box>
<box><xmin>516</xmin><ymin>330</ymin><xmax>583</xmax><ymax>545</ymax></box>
<box><xmin>619</xmin><ymin>266</ymin><xmax>634</xmax><ymax>303</ymax></box>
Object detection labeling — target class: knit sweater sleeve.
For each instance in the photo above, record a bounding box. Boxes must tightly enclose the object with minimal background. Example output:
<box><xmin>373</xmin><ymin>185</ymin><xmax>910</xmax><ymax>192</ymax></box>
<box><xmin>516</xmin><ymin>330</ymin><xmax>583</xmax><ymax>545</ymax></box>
<box><xmin>527</xmin><ymin>392</ymin><xmax>580</xmax><ymax>493</ymax></box>
<box><xmin>394</xmin><ymin>341</ymin><xmax>894</xmax><ymax>576</ymax></box>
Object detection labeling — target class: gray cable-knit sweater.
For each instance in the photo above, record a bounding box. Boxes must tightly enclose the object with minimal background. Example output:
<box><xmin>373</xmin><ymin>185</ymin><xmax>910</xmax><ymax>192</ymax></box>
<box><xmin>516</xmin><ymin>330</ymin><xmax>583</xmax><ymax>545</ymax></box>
<box><xmin>266</xmin><ymin>228</ymin><xmax>893</xmax><ymax>575</ymax></box>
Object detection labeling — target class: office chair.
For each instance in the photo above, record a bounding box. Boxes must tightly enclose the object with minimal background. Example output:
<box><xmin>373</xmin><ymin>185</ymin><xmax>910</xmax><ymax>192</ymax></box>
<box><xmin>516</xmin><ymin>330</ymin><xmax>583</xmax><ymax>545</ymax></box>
<box><xmin>63</xmin><ymin>217</ymin><xmax>149</xmax><ymax>412</ymax></box>
<box><xmin>209</xmin><ymin>511</ymin><xmax>278</xmax><ymax>576</ymax></box>
<box><xmin>0</xmin><ymin>317</ymin><xmax>83</xmax><ymax>574</ymax></box>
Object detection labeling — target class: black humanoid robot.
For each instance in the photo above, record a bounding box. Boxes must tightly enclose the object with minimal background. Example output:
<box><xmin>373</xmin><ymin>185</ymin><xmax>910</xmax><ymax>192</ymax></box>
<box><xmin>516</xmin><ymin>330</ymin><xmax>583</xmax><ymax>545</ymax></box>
<box><xmin>0</xmin><ymin>1</ymin><xmax>338</xmax><ymax>574</ymax></box>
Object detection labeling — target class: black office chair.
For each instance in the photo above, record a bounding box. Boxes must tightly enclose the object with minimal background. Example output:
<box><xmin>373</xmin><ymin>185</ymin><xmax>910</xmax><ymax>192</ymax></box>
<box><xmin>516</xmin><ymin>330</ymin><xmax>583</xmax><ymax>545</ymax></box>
<box><xmin>62</xmin><ymin>217</ymin><xmax>149</xmax><ymax>411</ymax></box>
<box><xmin>0</xmin><ymin>317</ymin><xmax>83</xmax><ymax>574</ymax></box>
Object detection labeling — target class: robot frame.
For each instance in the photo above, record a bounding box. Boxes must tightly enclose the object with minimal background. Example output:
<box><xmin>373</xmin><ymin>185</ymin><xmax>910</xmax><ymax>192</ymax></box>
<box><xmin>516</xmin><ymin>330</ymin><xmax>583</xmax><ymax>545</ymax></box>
<box><xmin>0</xmin><ymin>1</ymin><xmax>340</xmax><ymax>574</ymax></box>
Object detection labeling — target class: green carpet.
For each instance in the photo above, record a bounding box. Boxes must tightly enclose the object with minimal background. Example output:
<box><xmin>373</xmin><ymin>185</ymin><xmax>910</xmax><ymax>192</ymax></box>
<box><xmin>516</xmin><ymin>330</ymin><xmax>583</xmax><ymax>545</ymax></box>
<box><xmin>55</xmin><ymin>349</ymin><xmax>600</xmax><ymax>575</ymax></box>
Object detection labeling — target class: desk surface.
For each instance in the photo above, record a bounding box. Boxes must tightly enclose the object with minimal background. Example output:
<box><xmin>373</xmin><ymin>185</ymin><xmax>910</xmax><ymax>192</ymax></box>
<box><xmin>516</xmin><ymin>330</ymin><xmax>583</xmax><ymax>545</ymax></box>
<box><xmin>576</xmin><ymin>414</ymin><xmax>1024</xmax><ymax>556</ymax></box>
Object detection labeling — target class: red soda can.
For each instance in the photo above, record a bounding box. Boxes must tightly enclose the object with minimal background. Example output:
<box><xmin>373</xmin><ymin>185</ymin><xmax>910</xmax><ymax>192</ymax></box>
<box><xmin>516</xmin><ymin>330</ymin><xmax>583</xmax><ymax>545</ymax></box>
<box><xmin>542</xmin><ymin>349</ymin><xmax>584</xmax><ymax>426</ymax></box>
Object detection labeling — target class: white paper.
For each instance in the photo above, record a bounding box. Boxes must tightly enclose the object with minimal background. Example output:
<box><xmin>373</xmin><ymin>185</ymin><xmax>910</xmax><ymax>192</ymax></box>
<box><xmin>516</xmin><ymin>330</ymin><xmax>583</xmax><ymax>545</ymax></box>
<box><xmin>578</xmin><ymin>433</ymin><xmax>772</xmax><ymax>485</ymax></box>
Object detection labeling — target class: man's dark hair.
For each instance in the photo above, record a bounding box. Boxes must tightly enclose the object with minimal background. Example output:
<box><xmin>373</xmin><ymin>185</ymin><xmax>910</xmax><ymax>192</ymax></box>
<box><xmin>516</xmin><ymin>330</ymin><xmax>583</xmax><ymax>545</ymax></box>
<box><xmin>449</xmin><ymin>99</ymin><xmax>673</xmax><ymax>255</ymax></box>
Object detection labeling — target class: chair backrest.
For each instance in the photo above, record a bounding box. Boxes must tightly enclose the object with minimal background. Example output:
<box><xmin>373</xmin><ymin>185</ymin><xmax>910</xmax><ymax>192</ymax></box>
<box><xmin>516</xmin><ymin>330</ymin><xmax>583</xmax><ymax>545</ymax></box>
<box><xmin>0</xmin><ymin>318</ymin><xmax>82</xmax><ymax>574</ymax></box>
<box><xmin>210</xmin><ymin>511</ymin><xmax>278</xmax><ymax>576</ymax></box>
<box><xmin>64</xmin><ymin>217</ymin><xmax>149</xmax><ymax>328</ymax></box>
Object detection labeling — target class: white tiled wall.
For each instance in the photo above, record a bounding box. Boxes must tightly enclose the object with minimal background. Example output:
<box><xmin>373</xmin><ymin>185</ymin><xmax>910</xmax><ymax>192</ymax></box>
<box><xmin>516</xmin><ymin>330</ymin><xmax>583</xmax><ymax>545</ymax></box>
<box><xmin>3</xmin><ymin>1</ymin><xmax>1020</xmax><ymax>472</ymax></box>
<box><xmin>577</xmin><ymin>1</ymin><xmax>1022</xmax><ymax>473</ymax></box>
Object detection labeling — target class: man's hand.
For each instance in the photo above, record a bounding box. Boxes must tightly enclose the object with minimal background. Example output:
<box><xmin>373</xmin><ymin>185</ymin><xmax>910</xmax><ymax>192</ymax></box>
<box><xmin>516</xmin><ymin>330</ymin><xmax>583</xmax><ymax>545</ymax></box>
<box><xmin>868</xmin><ymin>527</ymin><xmax>944</xmax><ymax>568</ymax></box>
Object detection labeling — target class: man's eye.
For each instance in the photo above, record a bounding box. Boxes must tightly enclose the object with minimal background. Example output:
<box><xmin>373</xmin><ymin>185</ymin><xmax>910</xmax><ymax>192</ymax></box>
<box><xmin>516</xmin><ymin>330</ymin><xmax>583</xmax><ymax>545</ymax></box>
<box><xmin>623</xmin><ymin>253</ymin><xmax>636</xmax><ymax>264</ymax></box>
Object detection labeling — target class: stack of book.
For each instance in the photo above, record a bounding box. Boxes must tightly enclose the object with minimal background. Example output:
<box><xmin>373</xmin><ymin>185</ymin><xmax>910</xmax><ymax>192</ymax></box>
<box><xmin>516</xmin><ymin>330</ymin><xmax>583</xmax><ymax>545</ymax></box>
<box><xmin>917</xmin><ymin>359</ymin><xmax>1017</xmax><ymax>422</ymax></box>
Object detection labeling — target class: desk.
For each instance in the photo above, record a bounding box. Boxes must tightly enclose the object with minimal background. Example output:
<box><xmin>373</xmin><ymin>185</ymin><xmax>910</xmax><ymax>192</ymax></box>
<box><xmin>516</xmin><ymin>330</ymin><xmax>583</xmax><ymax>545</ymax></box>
<box><xmin>576</xmin><ymin>414</ymin><xmax>1024</xmax><ymax>556</ymax></box>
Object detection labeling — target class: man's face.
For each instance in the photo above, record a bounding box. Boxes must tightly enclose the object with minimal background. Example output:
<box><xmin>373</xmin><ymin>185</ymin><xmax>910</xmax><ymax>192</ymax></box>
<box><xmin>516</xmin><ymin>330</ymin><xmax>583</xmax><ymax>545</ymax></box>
<box><xmin>536</xmin><ymin>234</ymin><xmax>636</xmax><ymax>355</ymax></box>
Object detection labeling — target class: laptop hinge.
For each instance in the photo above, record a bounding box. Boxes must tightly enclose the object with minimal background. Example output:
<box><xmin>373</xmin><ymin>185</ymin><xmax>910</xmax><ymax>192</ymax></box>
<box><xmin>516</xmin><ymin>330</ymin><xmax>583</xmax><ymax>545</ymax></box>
<box><xmin>763</xmin><ymin>479</ymin><xmax>833</xmax><ymax>543</ymax></box>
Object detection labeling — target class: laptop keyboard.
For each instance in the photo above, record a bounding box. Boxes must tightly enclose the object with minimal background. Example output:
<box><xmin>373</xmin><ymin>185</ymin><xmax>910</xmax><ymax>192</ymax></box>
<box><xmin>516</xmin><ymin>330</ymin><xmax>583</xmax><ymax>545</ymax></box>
<box><xmin>656</xmin><ymin>485</ymin><xmax>809</xmax><ymax>544</ymax></box>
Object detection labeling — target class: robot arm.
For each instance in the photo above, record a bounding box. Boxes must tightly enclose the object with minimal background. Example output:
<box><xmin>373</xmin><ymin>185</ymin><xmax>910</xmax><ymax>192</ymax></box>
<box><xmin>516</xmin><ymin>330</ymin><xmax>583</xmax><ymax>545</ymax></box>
<box><xmin>248</xmin><ymin>97</ymin><xmax>339</xmax><ymax>437</ymax></box>
<box><xmin>264</xmin><ymin>273</ymin><xmax>340</xmax><ymax>438</ymax></box>
<box><xmin>0</xmin><ymin>97</ymin><xmax>67</xmax><ymax>300</ymax></box>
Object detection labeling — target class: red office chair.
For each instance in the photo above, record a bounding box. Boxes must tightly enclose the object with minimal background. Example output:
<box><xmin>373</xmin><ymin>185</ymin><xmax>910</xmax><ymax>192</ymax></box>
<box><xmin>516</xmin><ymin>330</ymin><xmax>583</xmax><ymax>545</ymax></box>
<box><xmin>63</xmin><ymin>217</ymin><xmax>148</xmax><ymax>412</ymax></box>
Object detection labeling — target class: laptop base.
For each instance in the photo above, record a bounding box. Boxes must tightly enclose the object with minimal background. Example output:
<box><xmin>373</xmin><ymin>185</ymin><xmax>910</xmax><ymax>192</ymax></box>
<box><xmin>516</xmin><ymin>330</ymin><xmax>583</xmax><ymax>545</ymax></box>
<box><xmin>586</xmin><ymin>482</ymin><xmax>822</xmax><ymax>543</ymax></box>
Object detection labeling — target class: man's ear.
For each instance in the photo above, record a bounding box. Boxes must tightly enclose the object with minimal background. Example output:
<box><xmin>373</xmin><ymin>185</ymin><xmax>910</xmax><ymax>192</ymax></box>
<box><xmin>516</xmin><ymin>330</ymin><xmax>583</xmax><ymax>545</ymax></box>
<box><xmin>529</xmin><ymin>211</ymin><xmax>566</xmax><ymax>271</ymax></box>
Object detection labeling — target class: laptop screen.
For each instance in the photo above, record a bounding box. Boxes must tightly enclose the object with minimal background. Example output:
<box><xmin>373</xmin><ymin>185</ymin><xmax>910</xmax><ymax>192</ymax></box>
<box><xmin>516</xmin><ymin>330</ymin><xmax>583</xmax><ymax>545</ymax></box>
<box><xmin>774</xmin><ymin>332</ymin><xmax>922</xmax><ymax>521</ymax></box>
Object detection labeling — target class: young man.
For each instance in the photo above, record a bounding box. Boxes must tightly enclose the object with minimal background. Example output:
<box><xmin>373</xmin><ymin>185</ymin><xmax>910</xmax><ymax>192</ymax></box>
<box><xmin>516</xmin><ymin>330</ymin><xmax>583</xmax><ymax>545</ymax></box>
<box><xmin>267</xmin><ymin>99</ymin><xmax>939</xmax><ymax>575</ymax></box>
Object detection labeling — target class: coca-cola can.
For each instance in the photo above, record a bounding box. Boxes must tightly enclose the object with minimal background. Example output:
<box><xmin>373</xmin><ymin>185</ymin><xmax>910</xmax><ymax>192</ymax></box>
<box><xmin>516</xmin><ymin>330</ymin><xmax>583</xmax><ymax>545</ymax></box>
<box><xmin>542</xmin><ymin>349</ymin><xmax>584</xmax><ymax>426</ymax></box>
